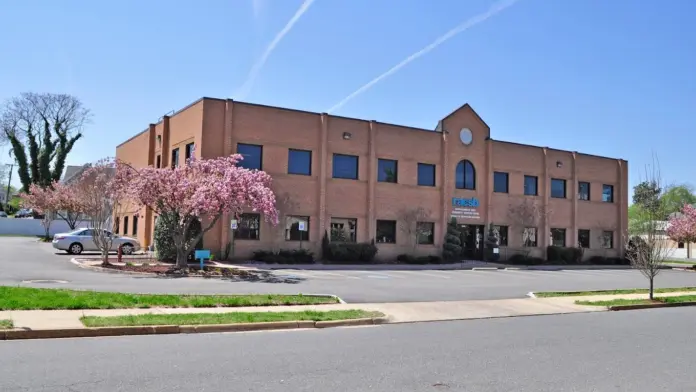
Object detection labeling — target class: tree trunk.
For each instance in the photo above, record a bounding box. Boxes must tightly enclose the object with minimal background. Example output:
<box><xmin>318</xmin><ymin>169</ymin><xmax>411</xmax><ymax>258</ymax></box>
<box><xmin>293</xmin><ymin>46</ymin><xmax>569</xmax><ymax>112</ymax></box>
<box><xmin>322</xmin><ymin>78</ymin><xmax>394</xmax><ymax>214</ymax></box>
<box><xmin>649</xmin><ymin>277</ymin><xmax>654</xmax><ymax>300</ymax></box>
<box><xmin>101</xmin><ymin>249</ymin><xmax>110</xmax><ymax>266</ymax></box>
<box><xmin>175</xmin><ymin>246</ymin><xmax>189</xmax><ymax>270</ymax></box>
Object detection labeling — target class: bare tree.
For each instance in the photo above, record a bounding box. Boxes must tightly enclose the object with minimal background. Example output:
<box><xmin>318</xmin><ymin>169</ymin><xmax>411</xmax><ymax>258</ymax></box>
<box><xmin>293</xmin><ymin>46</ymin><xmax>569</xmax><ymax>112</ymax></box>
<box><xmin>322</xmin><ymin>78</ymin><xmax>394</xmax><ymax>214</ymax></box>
<box><xmin>625</xmin><ymin>155</ymin><xmax>673</xmax><ymax>299</ymax></box>
<box><xmin>398</xmin><ymin>206</ymin><xmax>432</xmax><ymax>253</ymax></box>
<box><xmin>0</xmin><ymin>93</ymin><xmax>90</xmax><ymax>191</ymax></box>
<box><xmin>507</xmin><ymin>198</ymin><xmax>551</xmax><ymax>259</ymax></box>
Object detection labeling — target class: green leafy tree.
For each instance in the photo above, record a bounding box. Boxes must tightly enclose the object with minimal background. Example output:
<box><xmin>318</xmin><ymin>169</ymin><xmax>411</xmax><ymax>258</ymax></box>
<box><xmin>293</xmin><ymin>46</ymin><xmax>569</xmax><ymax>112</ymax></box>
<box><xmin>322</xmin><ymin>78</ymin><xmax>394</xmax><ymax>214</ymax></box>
<box><xmin>660</xmin><ymin>184</ymin><xmax>696</xmax><ymax>218</ymax></box>
<box><xmin>0</xmin><ymin>93</ymin><xmax>90</xmax><ymax>192</ymax></box>
<box><xmin>632</xmin><ymin>180</ymin><xmax>661</xmax><ymax>216</ymax></box>
<box><xmin>442</xmin><ymin>217</ymin><xmax>462</xmax><ymax>260</ymax></box>
<box><xmin>154</xmin><ymin>212</ymin><xmax>202</xmax><ymax>262</ymax></box>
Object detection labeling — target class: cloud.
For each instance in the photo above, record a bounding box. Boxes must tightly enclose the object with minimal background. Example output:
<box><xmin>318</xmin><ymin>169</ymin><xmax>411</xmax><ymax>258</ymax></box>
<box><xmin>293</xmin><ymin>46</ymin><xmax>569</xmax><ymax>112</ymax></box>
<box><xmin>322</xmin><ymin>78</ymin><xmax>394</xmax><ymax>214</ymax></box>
<box><xmin>326</xmin><ymin>0</ymin><xmax>521</xmax><ymax>113</ymax></box>
<box><xmin>236</xmin><ymin>0</ymin><xmax>316</xmax><ymax>99</ymax></box>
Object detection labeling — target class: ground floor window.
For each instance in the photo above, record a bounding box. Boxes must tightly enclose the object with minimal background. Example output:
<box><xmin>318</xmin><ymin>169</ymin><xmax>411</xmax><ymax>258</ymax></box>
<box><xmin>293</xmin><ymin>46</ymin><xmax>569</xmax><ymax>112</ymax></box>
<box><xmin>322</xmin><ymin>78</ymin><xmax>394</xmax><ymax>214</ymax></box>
<box><xmin>679</xmin><ymin>242</ymin><xmax>685</xmax><ymax>249</ymax></box>
<box><xmin>493</xmin><ymin>225</ymin><xmax>508</xmax><ymax>246</ymax></box>
<box><xmin>578</xmin><ymin>229</ymin><xmax>590</xmax><ymax>248</ymax></box>
<box><xmin>376</xmin><ymin>220</ymin><xmax>397</xmax><ymax>243</ymax></box>
<box><xmin>114</xmin><ymin>217</ymin><xmax>120</xmax><ymax>234</ymax></box>
<box><xmin>417</xmin><ymin>222</ymin><xmax>435</xmax><ymax>245</ymax></box>
<box><xmin>523</xmin><ymin>227</ymin><xmax>537</xmax><ymax>247</ymax></box>
<box><xmin>123</xmin><ymin>216</ymin><xmax>129</xmax><ymax>235</ymax></box>
<box><xmin>235</xmin><ymin>213</ymin><xmax>260</xmax><ymax>240</ymax></box>
<box><xmin>550</xmin><ymin>228</ymin><xmax>566</xmax><ymax>247</ymax></box>
<box><xmin>602</xmin><ymin>231</ymin><xmax>613</xmax><ymax>249</ymax></box>
<box><xmin>330</xmin><ymin>217</ymin><xmax>356</xmax><ymax>242</ymax></box>
<box><xmin>285</xmin><ymin>216</ymin><xmax>309</xmax><ymax>241</ymax></box>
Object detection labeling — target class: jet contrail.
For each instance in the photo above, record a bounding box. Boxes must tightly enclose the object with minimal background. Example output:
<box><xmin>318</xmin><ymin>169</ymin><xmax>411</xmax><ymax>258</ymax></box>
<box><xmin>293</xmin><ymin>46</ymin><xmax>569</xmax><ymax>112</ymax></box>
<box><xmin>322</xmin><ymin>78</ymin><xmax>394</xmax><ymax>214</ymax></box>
<box><xmin>326</xmin><ymin>0</ymin><xmax>520</xmax><ymax>113</ymax></box>
<box><xmin>237</xmin><ymin>0</ymin><xmax>316</xmax><ymax>99</ymax></box>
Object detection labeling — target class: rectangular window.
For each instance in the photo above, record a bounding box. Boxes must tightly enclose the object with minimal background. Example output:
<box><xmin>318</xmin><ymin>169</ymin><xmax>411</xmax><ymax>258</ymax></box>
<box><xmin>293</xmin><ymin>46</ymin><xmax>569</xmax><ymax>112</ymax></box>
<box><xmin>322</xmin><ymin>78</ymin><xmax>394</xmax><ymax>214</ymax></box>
<box><xmin>523</xmin><ymin>227</ymin><xmax>537</xmax><ymax>247</ymax></box>
<box><xmin>377</xmin><ymin>159</ymin><xmax>398</xmax><ymax>183</ymax></box>
<box><xmin>376</xmin><ymin>220</ymin><xmax>396</xmax><ymax>244</ymax></box>
<box><xmin>524</xmin><ymin>175</ymin><xmax>538</xmax><ymax>196</ymax></box>
<box><xmin>602</xmin><ymin>184</ymin><xmax>614</xmax><ymax>203</ymax></box>
<box><xmin>132</xmin><ymin>216</ymin><xmax>138</xmax><ymax>236</ymax></box>
<box><xmin>493</xmin><ymin>225</ymin><xmax>508</xmax><ymax>246</ymax></box>
<box><xmin>417</xmin><ymin>222</ymin><xmax>435</xmax><ymax>245</ymax></box>
<box><xmin>330</xmin><ymin>217</ymin><xmax>357</xmax><ymax>242</ymax></box>
<box><xmin>114</xmin><ymin>217</ymin><xmax>120</xmax><ymax>234</ymax></box>
<box><xmin>288</xmin><ymin>149</ymin><xmax>312</xmax><ymax>176</ymax></box>
<box><xmin>551</xmin><ymin>228</ymin><xmax>566</xmax><ymax>247</ymax></box>
<box><xmin>551</xmin><ymin>178</ymin><xmax>566</xmax><ymax>198</ymax></box>
<box><xmin>602</xmin><ymin>231</ymin><xmax>614</xmax><ymax>249</ymax></box>
<box><xmin>156</xmin><ymin>155</ymin><xmax>161</xmax><ymax>169</ymax></box>
<box><xmin>123</xmin><ymin>216</ymin><xmax>129</xmax><ymax>235</ymax></box>
<box><xmin>237</xmin><ymin>144</ymin><xmax>263</xmax><ymax>170</ymax></box>
<box><xmin>679</xmin><ymin>242</ymin><xmax>685</xmax><ymax>249</ymax></box>
<box><xmin>493</xmin><ymin>172</ymin><xmax>509</xmax><ymax>193</ymax></box>
<box><xmin>332</xmin><ymin>154</ymin><xmax>358</xmax><ymax>180</ymax></box>
<box><xmin>578</xmin><ymin>182</ymin><xmax>590</xmax><ymax>201</ymax></box>
<box><xmin>578</xmin><ymin>229</ymin><xmax>590</xmax><ymax>248</ymax></box>
<box><xmin>235</xmin><ymin>213</ymin><xmax>260</xmax><ymax>240</ymax></box>
<box><xmin>285</xmin><ymin>216</ymin><xmax>310</xmax><ymax>241</ymax></box>
<box><xmin>417</xmin><ymin>163</ymin><xmax>436</xmax><ymax>187</ymax></box>
<box><xmin>171</xmin><ymin>148</ymin><xmax>179</xmax><ymax>168</ymax></box>
<box><xmin>185</xmin><ymin>142</ymin><xmax>195</xmax><ymax>162</ymax></box>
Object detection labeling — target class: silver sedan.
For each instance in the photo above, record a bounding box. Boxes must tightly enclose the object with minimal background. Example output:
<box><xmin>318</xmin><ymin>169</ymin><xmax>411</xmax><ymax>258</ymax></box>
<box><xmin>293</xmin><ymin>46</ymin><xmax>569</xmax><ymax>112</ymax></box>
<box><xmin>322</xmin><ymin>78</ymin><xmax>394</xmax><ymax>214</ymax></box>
<box><xmin>52</xmin><ymin>228</ymin><xmax>141</xmax><ymax>255</ymax></box>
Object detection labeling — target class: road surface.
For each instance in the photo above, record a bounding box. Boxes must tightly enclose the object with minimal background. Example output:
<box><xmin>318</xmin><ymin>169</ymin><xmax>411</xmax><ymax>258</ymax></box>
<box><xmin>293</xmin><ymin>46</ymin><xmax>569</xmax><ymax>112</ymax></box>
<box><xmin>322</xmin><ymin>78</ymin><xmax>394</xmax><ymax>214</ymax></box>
<box><xmin>2</xmin><ymin>308</ymin><xmax>694</xmax><ymax>391</ymax></box>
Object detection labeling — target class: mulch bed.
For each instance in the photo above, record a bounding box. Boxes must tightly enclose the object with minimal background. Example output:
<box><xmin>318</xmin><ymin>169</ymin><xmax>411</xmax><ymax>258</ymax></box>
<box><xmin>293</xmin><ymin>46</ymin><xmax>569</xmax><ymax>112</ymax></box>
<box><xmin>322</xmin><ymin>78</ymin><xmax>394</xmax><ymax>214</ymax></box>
<box><xmin>100</xmin><ymin>264</ymin><xmax>255</xmax><ymax>278</ymax></box>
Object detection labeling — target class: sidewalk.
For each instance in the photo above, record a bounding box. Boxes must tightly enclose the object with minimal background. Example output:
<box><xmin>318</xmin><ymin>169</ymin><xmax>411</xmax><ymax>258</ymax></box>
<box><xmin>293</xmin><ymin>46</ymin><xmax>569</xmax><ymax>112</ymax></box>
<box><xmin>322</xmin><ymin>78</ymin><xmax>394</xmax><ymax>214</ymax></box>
<box><xmin>223</xmin><ymin>262</ymin><xmax>644</xmax><ymax>271</ymax></box>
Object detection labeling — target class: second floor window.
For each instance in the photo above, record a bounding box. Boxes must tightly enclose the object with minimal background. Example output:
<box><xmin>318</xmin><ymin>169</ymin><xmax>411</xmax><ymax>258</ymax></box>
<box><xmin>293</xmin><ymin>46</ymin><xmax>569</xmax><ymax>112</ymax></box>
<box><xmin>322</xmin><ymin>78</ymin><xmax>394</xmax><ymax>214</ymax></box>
<box><xmin>455</xmin><ymin>160</ymin><xmax>476</xmax><ymax>190</ymax></box>
<box><xmin>524</xmin><ymin>175</ymin><xmax>538</xmax><ymax>196</ymax></box>
<box><xmin>551</xmin><ymin>178</ymin><xmax>566</xmax><ymax>198</ymax></box>
<box><xmin>417</xmin><ymin>163</ymin><xmax>436</xmax><ymax>187</ymax></box>
<box><xmin>378</xmin><ymin>159</ymin><xmax>398</xmax><ymax>183</ymax></box>
<box><xmin>171</xmin><ymin>148</ymin><xmax>179</xmax><ymax>168</ymax></box>
<box><xmin>185</xmin><ymin>142</ymin><xmax>195</xmax><ymax>162</ymax></box>
<box><xmin>578</xmin><ymin>182</ymin><xmax>590</xmax><ymax>201</ymax></box>
<box><xmin>288</xmin><ymin>149</ymin><xmax>312</xmax><ymax>175</ymax></box>
<box><xmin>603</xmin><ymin>184</ymin><xmax>614</xmax><ymax>203</ymax></box>
<box><xmin>237</xmin><ymin>144</ymin><xmax>263</xmax><ymax>170</ymax></box>
<box><xmin>493</xmin><ymin>172</ymin><xmax>509</xmax><ymax>193</ymax></box>
<box><xmin>333</xmin><ymin>154</ymin><xmax>358</xmax><ymax>180</ymax></box>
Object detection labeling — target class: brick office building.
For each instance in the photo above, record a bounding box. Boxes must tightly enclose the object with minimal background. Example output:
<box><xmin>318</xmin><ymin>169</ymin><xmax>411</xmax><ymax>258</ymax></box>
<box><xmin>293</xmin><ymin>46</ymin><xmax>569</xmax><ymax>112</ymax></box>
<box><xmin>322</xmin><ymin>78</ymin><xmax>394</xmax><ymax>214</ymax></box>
<box><xmin>115</xmin><ymin>97</ymin><xmax>629</xmax><ymax>261</ymax></box>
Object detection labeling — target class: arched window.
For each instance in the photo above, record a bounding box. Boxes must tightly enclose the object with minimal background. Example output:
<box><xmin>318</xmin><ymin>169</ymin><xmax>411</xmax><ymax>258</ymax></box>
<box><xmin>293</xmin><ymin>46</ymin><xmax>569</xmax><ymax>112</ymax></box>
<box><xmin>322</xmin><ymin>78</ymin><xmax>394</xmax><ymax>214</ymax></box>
<box><xmin>456</xmin><ymin>160</ymin><xmax>476</xmax><ymax>190</ymax></box>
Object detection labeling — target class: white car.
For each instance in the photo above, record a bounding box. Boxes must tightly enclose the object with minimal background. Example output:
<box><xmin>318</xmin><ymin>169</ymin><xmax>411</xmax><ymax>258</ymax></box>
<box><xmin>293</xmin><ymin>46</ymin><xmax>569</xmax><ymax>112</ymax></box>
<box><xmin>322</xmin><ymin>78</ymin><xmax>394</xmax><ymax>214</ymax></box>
<box><xmin>52</xmin><ymin>228</ymin><xmax>141</xmax><ymax>255</ymax></box>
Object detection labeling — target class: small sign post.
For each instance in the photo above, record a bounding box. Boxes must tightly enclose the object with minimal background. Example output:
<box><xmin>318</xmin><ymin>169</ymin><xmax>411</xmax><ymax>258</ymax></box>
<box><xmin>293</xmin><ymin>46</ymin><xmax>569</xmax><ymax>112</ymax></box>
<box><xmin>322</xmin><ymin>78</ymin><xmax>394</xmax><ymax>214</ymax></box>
<box><xmin>230</xmin><ymin>219</ymin><xmax>238</xmax><ymax>230</ymax></box>
<box><xmin>194</xmin><ymin>249</ymin><xmax>211</xmax><ymax>271</ymax></box>
<box><xmin>298</xmin><ymin>221</ymin><xmax>307</xmax><ymax>249</ymax></box>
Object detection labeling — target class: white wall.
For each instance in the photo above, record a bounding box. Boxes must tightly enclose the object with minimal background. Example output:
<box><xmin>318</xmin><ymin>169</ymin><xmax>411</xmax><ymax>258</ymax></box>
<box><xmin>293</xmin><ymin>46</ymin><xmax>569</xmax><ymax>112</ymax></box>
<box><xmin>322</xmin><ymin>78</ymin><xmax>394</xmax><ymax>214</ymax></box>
<box><xmin>0</xmin><ymin>219</ymin><xmax>92</xmax><ymax>236</ymax></box>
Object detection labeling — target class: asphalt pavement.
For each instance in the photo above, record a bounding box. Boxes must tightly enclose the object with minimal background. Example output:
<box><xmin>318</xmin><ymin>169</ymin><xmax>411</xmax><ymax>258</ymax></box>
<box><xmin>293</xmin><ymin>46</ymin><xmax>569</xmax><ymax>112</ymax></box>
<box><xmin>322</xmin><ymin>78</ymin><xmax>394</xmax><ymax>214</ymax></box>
<box><xmin>2</xmin><ymin>237</ymin><xmax>696</xmax><ymax>302</ymax></box>
<box><xmin>2</xmin><ymin>308</ymin><xmax>695</xmax><ymax>391</ymax></box>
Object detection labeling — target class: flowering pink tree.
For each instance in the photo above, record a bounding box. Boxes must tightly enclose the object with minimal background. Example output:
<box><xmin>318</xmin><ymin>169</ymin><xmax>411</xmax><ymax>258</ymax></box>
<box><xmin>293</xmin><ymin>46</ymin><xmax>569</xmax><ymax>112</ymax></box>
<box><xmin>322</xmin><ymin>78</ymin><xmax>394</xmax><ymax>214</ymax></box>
<box><xmin>667</xmin><ymin>204</ymin><xmax>696</xmax><ymax>258</ymax></box>
<box><xmin>20</xmin><ymin>184</ymin><xmax>55</xmax><ymax>240</ymax></box>
<box><xmin>50</xmin><ymin>181</ymin><xmax>84</xmax><ymax>230</ymax></box>
<box><xmin>115</xmin><ymin>154</ymin><xmax>278</xmax><ymax>269</ymax></box>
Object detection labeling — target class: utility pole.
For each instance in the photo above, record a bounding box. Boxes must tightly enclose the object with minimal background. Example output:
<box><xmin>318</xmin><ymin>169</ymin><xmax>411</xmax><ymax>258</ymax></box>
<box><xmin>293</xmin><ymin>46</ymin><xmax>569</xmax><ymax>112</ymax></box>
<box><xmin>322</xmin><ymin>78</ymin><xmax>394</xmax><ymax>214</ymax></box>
<box><xmin>5</xmin><ymin>163</ymin><xmax>12</xmax><ymax>209</ymax></box>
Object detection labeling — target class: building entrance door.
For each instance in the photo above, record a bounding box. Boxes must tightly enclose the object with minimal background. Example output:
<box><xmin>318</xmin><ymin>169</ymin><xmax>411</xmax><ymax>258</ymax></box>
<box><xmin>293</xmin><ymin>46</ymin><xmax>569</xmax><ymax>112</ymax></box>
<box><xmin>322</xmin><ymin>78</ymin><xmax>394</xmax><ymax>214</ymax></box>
<box><xmin>459</xmin><ymin>224</ymin><xmax>485</xmax><ymax>261</ymax></box>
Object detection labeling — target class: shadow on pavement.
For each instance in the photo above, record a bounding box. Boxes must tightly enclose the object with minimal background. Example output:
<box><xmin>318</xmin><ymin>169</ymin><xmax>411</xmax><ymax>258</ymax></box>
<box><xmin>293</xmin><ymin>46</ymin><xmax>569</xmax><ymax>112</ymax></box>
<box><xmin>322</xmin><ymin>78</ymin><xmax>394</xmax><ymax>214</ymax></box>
<box><xmin>133</xmin><ymin>269</ymin><xmax>305</xmax><ymax>284</ymax></box>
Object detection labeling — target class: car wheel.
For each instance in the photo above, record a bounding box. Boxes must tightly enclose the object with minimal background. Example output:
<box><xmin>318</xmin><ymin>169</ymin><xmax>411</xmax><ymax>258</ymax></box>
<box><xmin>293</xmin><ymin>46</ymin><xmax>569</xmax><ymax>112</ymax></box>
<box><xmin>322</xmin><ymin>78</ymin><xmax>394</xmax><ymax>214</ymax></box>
<box><xmin>69</xmin><ymin>243</ymin><xmax>83</xmax><ymax>255</ymax></box>
<box><xmin>121</xmin><ymin>243</ymin><xmax>134</xmax><ymax>255</ymax></box>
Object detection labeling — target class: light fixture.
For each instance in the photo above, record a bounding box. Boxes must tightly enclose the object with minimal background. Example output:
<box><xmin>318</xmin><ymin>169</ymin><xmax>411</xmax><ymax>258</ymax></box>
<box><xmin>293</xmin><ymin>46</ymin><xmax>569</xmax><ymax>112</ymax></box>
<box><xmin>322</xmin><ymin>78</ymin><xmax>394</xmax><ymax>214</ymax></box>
<box><xmin>342</xmin><ymin>132</ymin><xmax>351</xmax><ymax>140</ymax></box>
<box><xmin>556</xmin><ymin>161</ymin><xmax>562</xmax><ymax>168</ymax></box>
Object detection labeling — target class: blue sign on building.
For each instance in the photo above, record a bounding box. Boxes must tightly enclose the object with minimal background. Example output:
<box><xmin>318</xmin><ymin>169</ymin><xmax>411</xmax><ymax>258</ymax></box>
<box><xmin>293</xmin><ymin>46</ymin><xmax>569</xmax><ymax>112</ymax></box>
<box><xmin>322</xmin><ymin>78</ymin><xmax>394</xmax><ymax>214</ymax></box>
<box><xmin>452</xmin><ymin>197</ymin><xmax>480</xmax><ymax>208</ymax></box>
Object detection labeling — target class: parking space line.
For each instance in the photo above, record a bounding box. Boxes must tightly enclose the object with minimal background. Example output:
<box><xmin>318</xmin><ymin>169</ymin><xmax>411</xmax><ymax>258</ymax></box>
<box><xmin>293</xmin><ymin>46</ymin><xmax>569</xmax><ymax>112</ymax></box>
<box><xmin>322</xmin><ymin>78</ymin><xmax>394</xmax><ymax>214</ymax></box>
<box><xmin>274</xmin><ymin>270</ymin><xmax>361</xmax><ymax>280</ymax></box>
<box><xmin>386</xmin><ymin>270</ymin><xmax>452</xmax><ymax>279</ymax></box>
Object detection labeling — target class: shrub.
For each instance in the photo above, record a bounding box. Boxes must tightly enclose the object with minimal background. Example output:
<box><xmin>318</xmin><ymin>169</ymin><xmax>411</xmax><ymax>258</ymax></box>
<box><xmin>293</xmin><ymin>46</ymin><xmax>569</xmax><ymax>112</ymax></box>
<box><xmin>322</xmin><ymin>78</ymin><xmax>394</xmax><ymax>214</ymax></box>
<box><xmin>323</xmin><ymin>241</ymin><xmax>378</xmax><ymax>263</ymax></box>
<box><xmin>546</xmin><ymin>246</ymin><xmax>583</xmax><ymax>264</ymax></box>
<box><xmin>442</xmin><ymin>218</ymin><xmax>462</xmax><ymax>261</ymax></box>
<box><xmin>397</xmin><ymin>254</ymin><xmax>442</xmax><ymax>264</ymax></box>
<box><xmin>507</xmin><ymin>254</ymin><xmax>545</xmax><ymax>265</ymax></box>
<box><xmin>252</xmin><ymin>249</ymin><xmax>314</xmax><ymax>264</ymax></box>
<box><xmin>153</xmin><ymin>212</ymin><xmax>202</xmax><ymax>262</ymax></box>
<box><xmin>586</xmin><ymin>255</ymin><xmax>630</xmax><ymax>265</ymax></box>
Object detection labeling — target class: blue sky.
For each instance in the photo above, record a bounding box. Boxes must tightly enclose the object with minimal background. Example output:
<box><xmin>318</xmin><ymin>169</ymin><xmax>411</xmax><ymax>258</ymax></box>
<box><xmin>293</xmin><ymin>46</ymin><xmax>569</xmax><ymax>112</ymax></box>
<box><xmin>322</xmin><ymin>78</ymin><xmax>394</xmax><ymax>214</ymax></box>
<box><xmin>1</xmin><ymin>0</ymin><xmax>694</xmax><ymax>196</ymax></box>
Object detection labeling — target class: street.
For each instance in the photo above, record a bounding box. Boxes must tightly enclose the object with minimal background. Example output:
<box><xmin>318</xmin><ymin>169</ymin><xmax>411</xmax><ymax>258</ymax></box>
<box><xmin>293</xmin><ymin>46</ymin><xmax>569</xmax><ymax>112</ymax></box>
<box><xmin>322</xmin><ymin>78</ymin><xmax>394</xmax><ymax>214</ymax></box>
<box><xmin>1</xmin><ymin>237</ymin><xmax>695</xmax><ymax>302</ymax></box>
<box><xmin>2</xmin><ymin>308</ymin><xmax>694</xmax><ymax>391</ymax></box>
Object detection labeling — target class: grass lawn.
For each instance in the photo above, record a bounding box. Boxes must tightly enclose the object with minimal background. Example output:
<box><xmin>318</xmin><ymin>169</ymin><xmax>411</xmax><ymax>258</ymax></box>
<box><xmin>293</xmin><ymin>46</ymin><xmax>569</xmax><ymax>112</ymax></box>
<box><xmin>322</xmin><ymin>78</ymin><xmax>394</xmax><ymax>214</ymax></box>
<box><xmin>535</xmin><ymin>287</ymin><xmax>696</xmax><ymax>298</ymax></box>
<box><xmin>577</xmin><ymin>294</ymin><xmax>696</xmax><ymax>307</ymax></box>
<box><xmin>80</xmin><ymin>310</ymin><xmax>383</xmax><ymax>327</ymax></box>
<box><xmin>665</xmin><ymin>259</ymin><xmax>696</xmax><ymax>265</ymax></box>
<box><xmin>0</xmin><ymin>319</ymin><xmax>13</xmax><ymax>329</ymax></box>
<box><xmin>0</xmin><ymin>286</ymin><xmax>338</xmax><ymax>310</ymax></box>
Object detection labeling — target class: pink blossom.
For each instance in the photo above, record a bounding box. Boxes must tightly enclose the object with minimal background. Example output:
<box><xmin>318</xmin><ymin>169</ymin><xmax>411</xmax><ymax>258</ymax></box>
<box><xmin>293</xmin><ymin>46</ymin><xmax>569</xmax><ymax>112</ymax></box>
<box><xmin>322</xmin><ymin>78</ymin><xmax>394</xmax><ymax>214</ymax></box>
<box><xmin>667</xmin><ymin>204</ymin><xmax>696</xmax><ymax>243</ymax></box>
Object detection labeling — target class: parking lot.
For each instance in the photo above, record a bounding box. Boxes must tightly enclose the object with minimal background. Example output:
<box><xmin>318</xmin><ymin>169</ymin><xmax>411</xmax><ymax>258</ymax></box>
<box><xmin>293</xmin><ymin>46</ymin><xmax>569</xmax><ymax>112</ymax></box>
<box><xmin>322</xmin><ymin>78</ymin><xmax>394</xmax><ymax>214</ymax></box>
<box><xmin>1</xmin><ymin>237</ymin><xmax>695</xmax><ymax>303</ymax></box>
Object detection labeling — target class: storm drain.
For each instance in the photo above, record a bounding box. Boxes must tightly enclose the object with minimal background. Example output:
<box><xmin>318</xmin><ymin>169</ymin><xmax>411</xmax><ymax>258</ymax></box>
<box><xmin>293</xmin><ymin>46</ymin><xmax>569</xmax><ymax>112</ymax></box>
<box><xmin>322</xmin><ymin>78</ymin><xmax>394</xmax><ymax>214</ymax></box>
<box><xmin>21</xmin><ymin>279</ymin><xmax>69</xmax><ymax>284</ymax></box>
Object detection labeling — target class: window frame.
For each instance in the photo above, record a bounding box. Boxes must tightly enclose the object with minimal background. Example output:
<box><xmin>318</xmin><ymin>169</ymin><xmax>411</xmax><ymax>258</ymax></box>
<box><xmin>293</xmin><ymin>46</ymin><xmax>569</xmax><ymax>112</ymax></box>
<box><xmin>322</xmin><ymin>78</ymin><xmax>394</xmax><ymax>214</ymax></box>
<box><xmin>156</xmin><ymin>155</ymin><xmax>161</xmax><ymax>169</ymax></box>
<box><xmin>376</xmin><ymin>220</ymin><xmax>397</xmax><ymax>244</ymax></box>
<box><xmin>550</xmin><ymin>228</ymin><xmax>567</xmax><ymax>247</ymax></box>
<box><xmin>493</xmin><ymin>225</ymin><xmax>509</xmax><ymax>246</ymax></box>
<box><xmin>123</xmin><ymin>216</ymin><xmax>129</xmax><ymax>235</ymax></box>
<box><xmin>234</xmin><ymin>213</ymin><xmax>261</xmax><ymax>240</ymax></box>
<box><xmin>237</xmin><ymin>143</ymin><xmax>263</xmax><ymax>171</ymax></box>
<box><xmin>602</xmin><ymin>230</ymin><xmax>614</xmax><ymax>249</ymax></box>
<box><xmin>332</xmin><ymin>154</ymin><xmax>359</xmax><ymax>180</ymax></box>
<box><xmin>171</xmin><ymin>148</ymin><xmax>180</xmax><ymax>168</ymax></box>
<box><xmin>578</xmin><ymin>181</ymin><xmax>590</xmax><ymax>201</ymax></box>
<box><xmin>287</xmin><ymin>149</ymin><xmax>312</xmax><ymax>176</ymax></box>
<box><xmin>524</xmin><ymin>175</ymin><xmax>538</xmax><ymax>196</ymax></box>
<box><xmin>523</xmin><ymin>227</ymin><xmax>537</xmax><ymax>247</ymax></box>
<box><xmin>114</xmin><ymin>217</ymin><xmax>120</xmax><ymax>234</ymax></box>
<box><xmin>455</xmin><ymin>160</ymin><xmax>476</xmax><ymax>190</ymax></box>
<box><xmin>416</xmin><ymin>222</ymin><xmax>435</xmax><ymax>245</ymax></box>
<box><xmin>132</xmin><ymin>215</ymin><xmax>138</xmax><ymax>236</ymax></box>
<box><xmin>493</xmin><ymin>172</ymin><xmax>509</xmax><ymax>193</ymax></box>
<box><xmin>185</xmin><ymin>142</ymin><xmax>195</xmax><ymax>162</ymax></box>
<box><xmin>551</xmin><ymin>178</ymin><xmax>567</xmax><ymax>199</ymax></box>
<box><xmin>285</xmin><ymin>215</ymin><xmax>310</xmax><ymax>241</ymax></box>
<box><xmin>330</xmin><ymin>217</ymin><xmax>357</xmax><ymax>242</ymax></box>
<box><xmin>377</xmin><ymin>158</ymin><xmax>398</xmax><ymax>183</ymax></box>
<box><xmin>417</xmin><ymin>163</ymin><xmax>436</xmax><ymax>187</ymax></box>
<box><xmin>578</xmin><ymin>229</ymin><xmax>590</xmax><ymax>248</ymax></box>
<box><xmin>602</xmin><ymin>184</ymin><xmax>614</xmax><ymax>203</ymax></box>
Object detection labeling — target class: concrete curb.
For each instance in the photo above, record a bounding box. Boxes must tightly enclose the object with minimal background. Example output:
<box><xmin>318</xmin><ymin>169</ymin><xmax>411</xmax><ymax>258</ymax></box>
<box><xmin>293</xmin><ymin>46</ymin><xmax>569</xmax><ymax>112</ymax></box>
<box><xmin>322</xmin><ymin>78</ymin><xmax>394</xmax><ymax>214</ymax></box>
<box><xmin>0</xmin><ymin>317</ymin><xmax>389</xmax><ymax>341</ymax></box>
<box><xmin>608</xmin><ymin>301</ymin><xmax>696</xmax><ymax>311</ymax></box>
